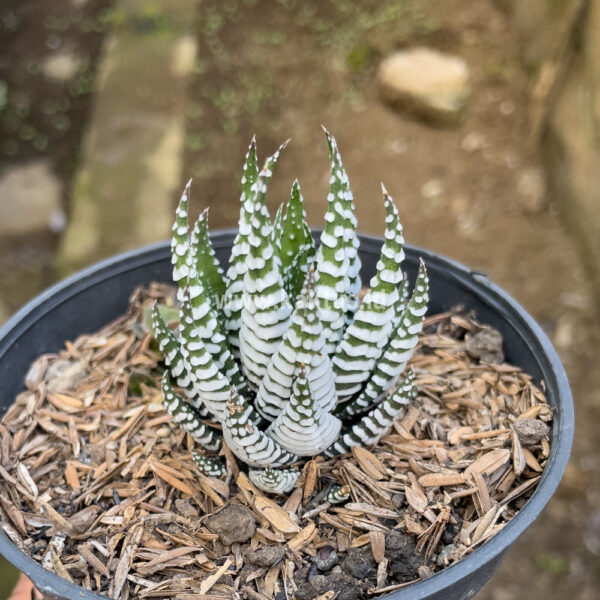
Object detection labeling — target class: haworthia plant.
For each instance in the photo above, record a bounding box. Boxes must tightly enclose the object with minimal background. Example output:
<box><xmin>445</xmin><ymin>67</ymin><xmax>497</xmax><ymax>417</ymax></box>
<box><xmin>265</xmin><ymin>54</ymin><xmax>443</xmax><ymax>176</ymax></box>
<box><xmin>152</xmin><ymin>130</ymin><xmax>429</xmax><ymax>496</ymax></box>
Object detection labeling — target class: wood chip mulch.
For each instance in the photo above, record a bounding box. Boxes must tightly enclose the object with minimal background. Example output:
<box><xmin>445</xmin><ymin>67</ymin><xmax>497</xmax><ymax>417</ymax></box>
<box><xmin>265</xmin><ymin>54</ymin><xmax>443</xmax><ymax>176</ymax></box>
<box><xmin>0</xmin><ymin>284</ymin><xmax>553</xmax><ymax>600</ymax></box>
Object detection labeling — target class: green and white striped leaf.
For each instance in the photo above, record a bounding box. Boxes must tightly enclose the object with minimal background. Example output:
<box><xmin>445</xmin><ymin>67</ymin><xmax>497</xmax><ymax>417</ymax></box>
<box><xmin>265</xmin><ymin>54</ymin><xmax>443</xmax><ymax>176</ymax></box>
<box><xmin>223</xmin><ymin>138</ymin><xmax>259</xmax><ymax>357</ymax></box>
<box><xmin>271</xmin><ymin>202</ymin><xmax>284</xmax><ymax>248</ymax></box>
<box><xmin>255</xmin><ymin>267</ymin><xmax>336</xmax><ymax>420</ymax></box>
<box><xmin>332</xmin><ymin>187</ymin><xmax>405</xmax><ymax>401</ymax></box>
<box><xmin>161</xmin><ymin>374</ymin><xmax>221</xmax><ymax>451</ymax></box>
<box><xmin>178</xmin><ymin>300</ymin><xmax>235</xmax><ymax>422</ymax></box>
<box><xmin>150</xmin><ymin>303</ymin><xmax>211</xmax><ymax>417</ymax></box>
<box><xmin>187</xmin><ymin>269</ymin><xmax>247</xmax><ymax>395</ymax></box>
<box><xmin>171</xmin><ymin>180</ymin><xmax>192</xmax><ymax>302</ymax></box>
<box><xmin>239</xmin><ymin>146</ymin><xmax>293</xmax><ymax>388</ymax></box>
<box><xmin>323</xmin><ymin>128</ymin><xmax>361</xmax><ymax>320</ymax></box>
<box><xmin>325</xmin><ymin>369</ymin><xmax>416</xmax><ymax>456</ymax></box>
<box><xmin>315</xmin><ymin>155</ymin><xmax>350</xmax><ymax>351</ymax></box>
<box><xmin>337</xmin><ymin>260</ymin><xmax>428</xmax><ymax>418</ymax></box>
<box><xmin>267</xmin><ymin>365</ymin><xmax>341</xmax><ymax>456</ymax></box>
<box><xmin>327</xmin><ymin>485</ymin><xmax>350</xmax><ymax>504</ymax></box>
<box><xmin>192</xmin><ymin>453</ymin><xmax>226</xmax><ymax>478</ymax></box>
<box><xmin>222</xmin><ymin>392</ymin><xmax>297</xmax><ymax>468</ymax></box>
<box><xmin>249</xmin><ymin>466</ymin><xmax>300</xmax><ymax>494</ymax></box>
<box><xmin>276</xmin><ymin>180</ymin><xmax>316</xmax><ymax>300</ymax></box>
<box><xmin>189</xmin><ymin>210</ymin><xmax>226</xmax><ymax>312</ymax></box>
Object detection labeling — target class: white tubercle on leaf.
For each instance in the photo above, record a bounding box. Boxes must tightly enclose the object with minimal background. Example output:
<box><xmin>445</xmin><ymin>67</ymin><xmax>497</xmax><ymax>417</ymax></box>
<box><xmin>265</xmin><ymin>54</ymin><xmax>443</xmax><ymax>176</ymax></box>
<box><xmin>249</xmin><ymin>466</ymin><xmax>300</xmax><ymax>494</ymax></box>
<box><xmin>222</xmin><ymin>391</ymin><xmax>297</xmax><ymax>468</ymax></box>
<box><xmin>255</xmin><ymin>266</ymin><xmax>336</xmax><ymax>420</ymax></box>
<box><xmin>332</xmin><ymin>187</ymin><xmax>405</xmax><ymax>402</ymax></box>
<box><xmin>160</xmin><ymin>374</ymin><xmax>221</xmax><ymax>451</ymax></box>
<box><xmin>326</xmin><ymin>368</ymin><xmax>416</xmax><ymax>456</ymax></box>
<box><xmin>171</xmin><ymin>180</ymin><xmax>192</xmax><ymax>302</ymax></box>
<box><xmin>338</xmin><ymin>260</ymin><xmax>428</xmax><ymax>418</ymax></box>
<box><xmin>239</xmin><ymin>146</ymin><xmax>293</xmax><ymax>388</ymax></box>
<box><xmin>267</xmin><ymin>365</ymin><xmax>341</xmax><ymax>456</ymax></box>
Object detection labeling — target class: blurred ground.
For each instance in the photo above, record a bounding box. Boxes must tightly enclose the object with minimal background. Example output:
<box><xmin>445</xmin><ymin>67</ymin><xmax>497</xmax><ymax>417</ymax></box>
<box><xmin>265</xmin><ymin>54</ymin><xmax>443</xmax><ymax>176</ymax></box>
<box><xmin>1</xmin><ymin>0</ymin><xmax>599</xmax><ymax>598</ymax></box>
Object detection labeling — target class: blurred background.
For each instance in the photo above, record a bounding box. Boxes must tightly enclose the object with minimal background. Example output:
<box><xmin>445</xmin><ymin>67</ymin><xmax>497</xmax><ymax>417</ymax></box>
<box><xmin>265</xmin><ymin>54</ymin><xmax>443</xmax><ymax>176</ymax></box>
<box><xmin>0</xmin><ymin>0</ymin><xmax>599</xmax><ymax>598</ymax></box>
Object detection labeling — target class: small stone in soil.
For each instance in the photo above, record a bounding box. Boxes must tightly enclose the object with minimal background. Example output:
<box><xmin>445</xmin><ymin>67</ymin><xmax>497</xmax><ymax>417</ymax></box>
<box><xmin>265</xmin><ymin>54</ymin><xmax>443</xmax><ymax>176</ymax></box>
<box><xmin>392</xmin><ymin>493</ymin><xmax>405</xmax><ymax>510</ymax></box>
<box><xmin>341</xmin><ymin>546</ymin><xmax>378</xmax><ymax>579</ymax></box>
<box><xmin>174</xmin><ymin>498</ymin><xmax>198</xmax><ymax>518</ymax></box>
<box><xmin>513</xmin><ymin>419</ymin><xmax>550</xmax><ymax>446</ymax></box>
<box><xmin>465</xmin><ymin>326</ymin><xmax>504</xmax><ymax>364</ymax></box>
<box><xmin>437</xmin><ymin>543</ymin><xmax>465</xmax><ymax>567</ymax></box>
<box><xmin>45</xmin><ymin>359</ymin><xmax>88</xmax><ymax>392</ymax></box>
<box><xmin>314</xmin><ymin>545</ymin><xmax>339</xmax><ymax>571</ymax></box>
<box><xmin>385</xmin><ymin>530</ymin><xmax>423</xmax><ymax>581</ymax></box>
<box><xmin>244</xmin><ymin>545</ymin><xmax>285</xmax><ymax>568</ymax></box>
<box><xmin>206</xmin><ymin>504</ymin><xmax>256</xmax><ymax>546</ymax></box>
<box><xmin>295</xmin><ymin>566</ymin><xmax>368</xmax><ymax>600</ymax></box>
<box><xmin>418</xmin><ymin>565</ymin><xmax>434</xmax><ymax>579</ymax></box>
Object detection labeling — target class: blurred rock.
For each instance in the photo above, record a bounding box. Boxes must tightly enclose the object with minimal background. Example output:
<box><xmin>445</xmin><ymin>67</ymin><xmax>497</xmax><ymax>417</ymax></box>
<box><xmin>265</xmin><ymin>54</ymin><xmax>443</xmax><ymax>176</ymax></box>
<box><xmin>377</xmin><ymin>48</ymin><xmax>470</xmax><ymax>125</ymax></box>
<box><xmin>517</xmin><ymin>167</ymin><xmax>546</xmax><ymax>213</ymax></box>
<box><xmin>42</xmin><ymin>50</ymin><xmax>81</xmax><ymax>81</ymax></box>
<box><xmin>421</xmin><ymin>179</ymin><xmax>445</xmax><ymax>199</ymax></box>
<box><xmin>0</xmin><ymin>161</ymin><xmax>63</xmax><ymax>236</ymax></box>
<box><xmin>462</xmin><ymin>131</ymin><xmax>488</xmax><ymax>153</ymax></box>
<box><xmin>466</xmin><ymin>326</ymin><xmax>504</xmax><ymax>364</ymax></box>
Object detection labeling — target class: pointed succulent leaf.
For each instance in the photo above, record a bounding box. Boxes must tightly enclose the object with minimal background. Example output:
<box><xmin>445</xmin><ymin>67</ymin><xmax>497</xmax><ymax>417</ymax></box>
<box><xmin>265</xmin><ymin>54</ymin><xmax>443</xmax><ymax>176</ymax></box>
<box><xmin>178</xmin><ymin>300</ymin><xmax>237</xmax><ymax>422</ymax></box>
<box><xmin>150</xmin><ymin>303</ymin><xmax>211</xmax><ymax>417</ymax></box>
<box><xmin>192</xmin><ymin>452</ymin><xmax>226</xmax><ymax>478</ymax></box>
<box><xmin>284</xmin><ymin>235</ymin><xmax>316</xmax><ymax>301</ymax></box>
<box><xmin>327</xmin><ymin>485</ymin><xmax>350</xmax><ymax>504</ymax></box>
<box><xmin>332</xmin><ymin>187</ymin><xmax>405</xmax><ymax>401</ymax></box>
<box><xmin>171</xmin><ymin>180</ymin><xmax>192</xmax><ymax>302</ymax></box>
<box><xmin>223</xmin><ymin>138</ymin><xmax>259</xmax><ymax>357</ymax></box>
<box><xmin>161</xmin><ymin>374</ymin><xmax>221</xmax><ymax>451</ymax></box>
<box><xmin>322</xmin><ymin>128</ymin><xmax>362</xmax><ymax>325</ymax></box>
<box><xmin>239</xmin><ymin>147</ymin><xmax>293</xmax><ymax>388</ymax></box>
<box><xmin>249</xmin><ymin>466</ymin><xmax>300</xmax><ymax>494</ymax></box>
<box><xmin>277</xmin><ymin>180</ymin><xmax>315</xmax><ymax>274</ymax></box>
<box><xmin>224</xmin><ymin>140</ymin><xmax>287</xmax><ymax>357</ymax></box>
<box><xmin>222</xmin><ymin>391</ymin><xmax>297</xmax><ymax>468</ymax></box>
<box><xmin>267</xmin><ymin>365</ymin><xmax>341</xmax><ymax>456</ymax></box>
<box><xmin>255</xmin><ymin>267</ymin><xmax>336</xmax><ymax>420</ymax></box>
<box><xmin>337</xmin><ymin>260</ymin><xmax>428</xmax><ymax>418</ymax></box>
<box><xmin>189</xmin><ymin>210</ymin><xmax>227</xmax><ymax>308</ymax></box>
<box><xmin>271</xmin><ymin>202</ymin><xmax>284</xmax><ymax>247</ymax></box>
<box><xmin>326</xmin><ymin>369</ymin><xmax>416</xmax><ymax>456</ymax></box>
<box><xmin>186</xmin><ymin>270</ymin><xmax>247</xmax><ymax>394</ymax></box>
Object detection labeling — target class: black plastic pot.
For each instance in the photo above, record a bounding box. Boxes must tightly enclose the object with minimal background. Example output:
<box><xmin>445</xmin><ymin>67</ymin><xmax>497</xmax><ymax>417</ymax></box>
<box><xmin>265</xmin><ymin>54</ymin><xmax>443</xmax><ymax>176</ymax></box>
<box><xmin>0</xmin><ymin>232</ymin><xmax>573</xmax><ymax>600</ymax></box>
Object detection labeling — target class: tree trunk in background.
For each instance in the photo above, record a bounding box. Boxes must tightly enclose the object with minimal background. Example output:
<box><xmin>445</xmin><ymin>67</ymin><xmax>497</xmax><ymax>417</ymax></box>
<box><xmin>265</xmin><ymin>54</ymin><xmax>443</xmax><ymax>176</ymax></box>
<box><xmin>497</xmin><ymin>0</ymin><xmax>600</xmax><ymax>299</ymax></box>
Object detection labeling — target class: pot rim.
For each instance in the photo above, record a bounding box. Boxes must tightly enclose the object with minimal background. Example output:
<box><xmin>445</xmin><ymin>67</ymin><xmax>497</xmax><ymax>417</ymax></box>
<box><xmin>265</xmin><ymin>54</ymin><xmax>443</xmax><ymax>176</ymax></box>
<box><xmin>0</xmin><ymin>232</ymin><xmax>574</xmax><ymax>600</ymax></box>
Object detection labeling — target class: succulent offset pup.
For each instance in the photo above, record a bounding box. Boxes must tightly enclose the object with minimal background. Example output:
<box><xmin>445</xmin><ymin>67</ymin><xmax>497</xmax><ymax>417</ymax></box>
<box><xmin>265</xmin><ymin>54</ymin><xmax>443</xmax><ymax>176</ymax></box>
<box><xmin>151</xmin><ymin>128</ymin><xmax>429</xmax><ymax>495</ymax></box>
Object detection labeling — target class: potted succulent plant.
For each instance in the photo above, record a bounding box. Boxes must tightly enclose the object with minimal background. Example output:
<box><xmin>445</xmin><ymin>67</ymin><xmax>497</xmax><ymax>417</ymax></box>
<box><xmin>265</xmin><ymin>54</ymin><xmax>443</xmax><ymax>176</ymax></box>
<box><xmin>0</xmin><ymin>129</ymin><xmax>573</xmax><ymax>600</ymax></box>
